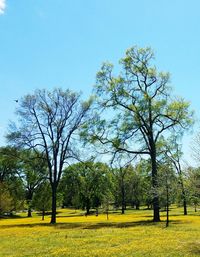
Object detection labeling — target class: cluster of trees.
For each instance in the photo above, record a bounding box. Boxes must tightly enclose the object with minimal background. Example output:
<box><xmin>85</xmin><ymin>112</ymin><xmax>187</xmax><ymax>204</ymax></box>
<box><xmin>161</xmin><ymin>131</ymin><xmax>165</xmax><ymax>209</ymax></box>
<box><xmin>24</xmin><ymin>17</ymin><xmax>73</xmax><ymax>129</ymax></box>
<box><xmin>0</xmin><ymin>46</ymin><xmax>200</xmax><ymax>224</ymax></box>
<box><xmin>1</xmin><ymin>150</ymin><xmax>199</xmax><ymax>220</ymax></box>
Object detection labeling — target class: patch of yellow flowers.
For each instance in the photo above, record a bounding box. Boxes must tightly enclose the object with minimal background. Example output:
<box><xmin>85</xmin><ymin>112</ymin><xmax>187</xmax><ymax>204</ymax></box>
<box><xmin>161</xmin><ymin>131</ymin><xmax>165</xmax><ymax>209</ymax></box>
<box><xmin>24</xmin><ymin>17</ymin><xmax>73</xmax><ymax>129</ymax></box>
<box><xmin>0</xmin><ymin>207</ymin><xmax>199</xmax><ymax>257</ymax></box>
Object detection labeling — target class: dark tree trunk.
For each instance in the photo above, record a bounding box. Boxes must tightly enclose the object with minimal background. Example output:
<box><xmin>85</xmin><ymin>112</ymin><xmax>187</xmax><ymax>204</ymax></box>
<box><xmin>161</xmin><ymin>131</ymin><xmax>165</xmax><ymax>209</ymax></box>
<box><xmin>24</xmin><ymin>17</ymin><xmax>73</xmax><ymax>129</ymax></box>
<box><xmin>151</xmin><ymin>146</ymin><xmax>160</xmax><ymax>222</ymax></box>
<box><xmin>166</xmin><ymin>182</ymin><xmax>169</xmax><ymax>227</ymax></box>
<box><xmin>166</xmin><ymin>204</ymin><xmax>169</xmax><ymax>227</ymax></box>
<box><xmin>177</xmin><ymin>166</ymin><xmax>187</xmax><ymax>215</ymax></box>
<box><xmin>27</xmin><ymin>191</ymin><xmax>33</xmax><ymax>217</ymax></box>
<box><xmin>121</xmin><ymin>182</ymin><xmax>125</xmax><ymax>214</ymax></box>
<box><xmin>181</xmin><ymin>183</ymin><xmax>187</xmax><ymax>215</ymax></box>
<box><xmin>183</xmin><ymin>197</ymin><xmax>187</xmax><ymax>215</ymax></box>
<box><xmin>86</xmin><ymin>199</ymin><xmax>90</xmax><ymax>215</ymax></box>
<box><xmin>42</xmin><ymin>209</ymin><xmax>45</xmax><ymax>221</ymax></box>
<box><xmin>106</xmin><ymin>209</ymin><xmax>109</xmax><ymax>220</ymax></box>
<box><xmin>135</xmin><ymin>202</ymin><xmax>140</xmax><ymax>210</ymax></box>
<box><xmin>28</xmin><ymin>207</ymin><xmax>32</xmax><ymax>217</ymax></box>
<box><xmin>50</xmin><ymin>184</ymin><xmax>57</xmax><ymax>224</ymax></box>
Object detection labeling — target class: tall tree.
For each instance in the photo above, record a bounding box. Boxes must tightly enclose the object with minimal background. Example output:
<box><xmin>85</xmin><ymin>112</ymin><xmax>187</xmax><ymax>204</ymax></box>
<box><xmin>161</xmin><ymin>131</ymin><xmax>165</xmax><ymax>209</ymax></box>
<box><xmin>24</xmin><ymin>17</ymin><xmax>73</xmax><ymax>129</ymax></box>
<box><xmin>157</xmin><ymin>162</ymin><xmax>177</xmax><ymax>227</ymax></box>
<box><xmin>7</xmin><ymin>88</ymin><xmax>92</xmax><ymax>223</ymax></box>
<box><xmin>86</xmin><ymin>46</ymin><xmax>193</xmax><ymax>221</ymax></box>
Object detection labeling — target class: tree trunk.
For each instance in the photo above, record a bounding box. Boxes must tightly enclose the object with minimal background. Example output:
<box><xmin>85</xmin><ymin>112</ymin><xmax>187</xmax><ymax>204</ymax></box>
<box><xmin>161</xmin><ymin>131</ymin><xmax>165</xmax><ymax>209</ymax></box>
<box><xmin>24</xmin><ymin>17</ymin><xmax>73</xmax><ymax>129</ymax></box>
<box><xmin>136</xmin><ymin>202</ymin><xmax>140</xmax><ymax>210</ymax></box>
<box><xmin>27</xmin><ymin>207</ymin><xmax>32</xmax><ymax>217</ymax></box>
<box><xmin>121</xmin><ymin>182</ymin><xmax>125</xmax><ymax>214</ymax></box>
<box><xmin>151</xmin><ymin>147</ymin><xmax>160</xmax><ymax>222</ymax></box>
<box><xmin>27</xmin><ymin>191</ymin><xmax>33</xmax><ymax>217</ymax></box>
<box><xmin>183</xmin><ymin>197</ymin><xmax>187</xmax><ymax>215</ymax></box>
<box><xmin>42</xmin><ymin>209</ymin><xmax>45</xmax><ymax>221</ymax></box>
<box><xmin>181</xmin><ymin>183</ymin><xmax>187</xmax><ymax>215</ymax></box>
<box><xmin>166</xmin><ymin>182</ymin><xmax>169</xmax><ymax>227</ymax></box>
<box><xmin>86</xmin><ymin>199</ymin><xmax>90</xmax><ymax>215</ymax></box>
<box><xmin>50</xmin><ymin>184</ymin><xmax>57</xmax><ymax>224</ymax></box>
<box><xmin>166</xmin><ymin>203</ymin><xmax>169</xmax><ymax>227</ymax></box>
<box><xmin>178</xmin><ymin>168</ymin><xmax>187</xmax><ymax>215</ymax></box>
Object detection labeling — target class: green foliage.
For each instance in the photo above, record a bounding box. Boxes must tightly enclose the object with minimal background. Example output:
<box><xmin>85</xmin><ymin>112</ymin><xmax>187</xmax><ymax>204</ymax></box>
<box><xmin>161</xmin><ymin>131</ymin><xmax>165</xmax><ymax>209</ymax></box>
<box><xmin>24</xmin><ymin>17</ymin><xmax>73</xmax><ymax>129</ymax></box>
<box><xmin>61</xmin><ymin>162</ymin><xmax>113</xmax><ymax>213</ymax></box>
<box><xmin>88</xmin><ymin>46</ymin><xmax>193</xmax><ymax>157</ymax></box>
<box><xmin>0</xmin><ymin>147</ymin><xmax>25</xmax><ymax>213</ymax></box>
<box><xmin>0</xmin><ymin>146</ymin><xmax>19</xmax><ymax>182</ymax></box>
<box><xmin>7</xmin><ymin>177</ymin><xmax>25</xmax><ymax>212</ymax></box>
<box><xmin>32</xmin><ymin>182</ymin><xmax>51</xmax><ymax>213</ymax></box>
<box><xmin>113</xmin><ymin>164</ymin><xmax>145</xmax><ymax>210</ymax></box>
<box><xmin>187</xmin><ymin>167</ymin><xmax>200</xmax><ymax>210</ymax></box>
<box><xmin>157</xmin><ymin>163</ymin><xmax>178</xmax><ymax>208</ymax></box>
<box><xmin>0</xmin><ymin>182</ymin><xmax>14</xmax><ymax>215</ymax></box>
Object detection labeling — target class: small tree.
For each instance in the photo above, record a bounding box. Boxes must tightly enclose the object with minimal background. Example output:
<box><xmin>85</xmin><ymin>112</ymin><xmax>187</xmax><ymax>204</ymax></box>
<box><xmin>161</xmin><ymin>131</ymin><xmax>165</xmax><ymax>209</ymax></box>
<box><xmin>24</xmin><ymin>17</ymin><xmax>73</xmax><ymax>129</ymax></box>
<box><xmin>60</xmin><ymin>166</ymin><xmax>80</xmax><ymax>208</ymax></box>
<box><xmin>102</xmin><ymin>191</ymin><xmax>114</xmax><ymax>220</ymax></box>
<box><xmin>187</xmin><ymin>167</ymin><xmax>200</xmax><ymax>212</ymax></box>
<box><xmin>157</xmin><ymin>163</ymin><xmax>177</xmax><ymax>227</ymax></box>
<box><xmin>32</xmin><ymin>182</ymin><xmax>51</xmax><ymax>220</ymax></box>
<box><xmin>164</xmin><ymin>141</ymin><xmax>188</xmax><ymax>215</ymax></box>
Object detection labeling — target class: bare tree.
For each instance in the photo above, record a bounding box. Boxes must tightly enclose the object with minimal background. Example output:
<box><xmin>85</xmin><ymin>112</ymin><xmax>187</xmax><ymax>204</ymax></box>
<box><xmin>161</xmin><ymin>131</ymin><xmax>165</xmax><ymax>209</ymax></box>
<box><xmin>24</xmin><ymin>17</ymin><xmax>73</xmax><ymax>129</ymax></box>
<box><xmin>7</xmin><ymin>88</ymin><xmax>92</xmax><ymax>223</ymax></box>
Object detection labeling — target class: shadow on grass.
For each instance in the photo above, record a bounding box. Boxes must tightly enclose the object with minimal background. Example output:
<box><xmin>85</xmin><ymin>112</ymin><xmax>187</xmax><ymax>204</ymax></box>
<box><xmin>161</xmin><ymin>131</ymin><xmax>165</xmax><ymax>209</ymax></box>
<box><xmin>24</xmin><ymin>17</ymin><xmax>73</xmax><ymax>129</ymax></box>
<box><xmin>56</xmin><ymin>214</ymin><xmax>85</xmax><ymax>218</ymax></box>
<box><xmin>1</xmin><ymin>219</ymin><xmax>184</xmax><ymax>230</ymax></box>
<box><xmin>82</xmin><ymin>220</ymin><xmax>161</xmax><ymax>229</ymax></box>
<box><xmin>0</xmin><ymin>214</ymin><xmax>25</xmax><ymax>220</ymax></box>
<box><xmin>160</xmin><ymin>213</ymin><xmax>200</xmax><ymax>217</ymax></box>
<box><xmin>188</xmin><ymin>242</ymin><xmax>200</xmax><ymax>255</ymax></box>
<box><xmin>0</xmin><ymin>211</ymin><xmax>66</xmax><ymax>220</ymax></box>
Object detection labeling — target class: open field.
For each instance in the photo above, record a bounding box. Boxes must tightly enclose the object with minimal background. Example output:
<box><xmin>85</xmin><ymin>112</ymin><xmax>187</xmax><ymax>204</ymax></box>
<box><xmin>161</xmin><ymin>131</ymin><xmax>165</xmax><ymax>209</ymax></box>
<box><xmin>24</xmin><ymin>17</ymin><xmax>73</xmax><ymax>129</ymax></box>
<box><xmin>0</xmin><ymin>207</ymin><xmax>200</xmax><ymax>257</ymax></box>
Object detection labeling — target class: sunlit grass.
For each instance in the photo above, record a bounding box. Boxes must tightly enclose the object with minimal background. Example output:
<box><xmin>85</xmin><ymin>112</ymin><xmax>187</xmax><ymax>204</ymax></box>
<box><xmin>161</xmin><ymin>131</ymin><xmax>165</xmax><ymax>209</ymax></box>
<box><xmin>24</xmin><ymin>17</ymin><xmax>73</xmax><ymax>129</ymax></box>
<box><xmin>0</xmin><ymin>206</ymin><xmax>199</xmax><ymax>256</ymax></box>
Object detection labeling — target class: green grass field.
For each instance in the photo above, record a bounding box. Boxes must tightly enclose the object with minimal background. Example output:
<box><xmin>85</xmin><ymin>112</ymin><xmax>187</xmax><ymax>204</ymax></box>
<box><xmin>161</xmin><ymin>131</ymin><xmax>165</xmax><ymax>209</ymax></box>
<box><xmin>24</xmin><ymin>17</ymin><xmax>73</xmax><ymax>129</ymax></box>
<box><xmin>0</xmin><ymin>207</ymin><xmax>199</xmax><ymax>257</ymax></box>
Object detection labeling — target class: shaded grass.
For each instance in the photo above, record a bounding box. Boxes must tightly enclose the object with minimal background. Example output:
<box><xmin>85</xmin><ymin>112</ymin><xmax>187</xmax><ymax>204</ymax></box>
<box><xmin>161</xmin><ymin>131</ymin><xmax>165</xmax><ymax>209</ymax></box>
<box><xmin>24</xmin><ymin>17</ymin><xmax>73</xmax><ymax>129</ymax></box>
<box><xmin>0</xmin><ymin>206</ymin><xmax>199</xmax><ymax>257</ymax></box>
<box><xmin>0</xmin><ymin>220</ymin><xmax>158</xmax><ymax>230</ymax></box>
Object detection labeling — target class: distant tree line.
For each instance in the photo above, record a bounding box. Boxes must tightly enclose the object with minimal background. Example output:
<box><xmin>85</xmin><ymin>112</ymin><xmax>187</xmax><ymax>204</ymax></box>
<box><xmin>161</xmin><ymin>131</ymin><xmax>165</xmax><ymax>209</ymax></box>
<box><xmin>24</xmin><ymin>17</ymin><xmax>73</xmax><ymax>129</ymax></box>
<box><xmin>0</xmin><ymin>147</ymin><xmax>199</xmax><ymax>219</ymax></box>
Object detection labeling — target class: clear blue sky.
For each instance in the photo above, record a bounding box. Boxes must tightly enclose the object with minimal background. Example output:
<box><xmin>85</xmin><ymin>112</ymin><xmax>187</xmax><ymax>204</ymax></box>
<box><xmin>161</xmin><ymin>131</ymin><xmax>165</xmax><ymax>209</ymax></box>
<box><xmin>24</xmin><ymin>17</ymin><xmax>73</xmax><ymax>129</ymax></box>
<box><xmin>0</xmin><ymin>0</ymin><xmax>200</xmax><ymax>164</ymax></box>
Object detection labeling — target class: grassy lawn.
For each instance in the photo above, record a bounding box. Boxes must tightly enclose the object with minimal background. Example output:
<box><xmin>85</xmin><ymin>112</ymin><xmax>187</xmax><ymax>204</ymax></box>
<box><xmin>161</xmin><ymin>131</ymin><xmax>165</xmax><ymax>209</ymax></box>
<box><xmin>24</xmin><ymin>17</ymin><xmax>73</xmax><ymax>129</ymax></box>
<box><xmin>0</xmin><ymin>207</ymin><xmax>199</xmax><ymax>257</ymax></box>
